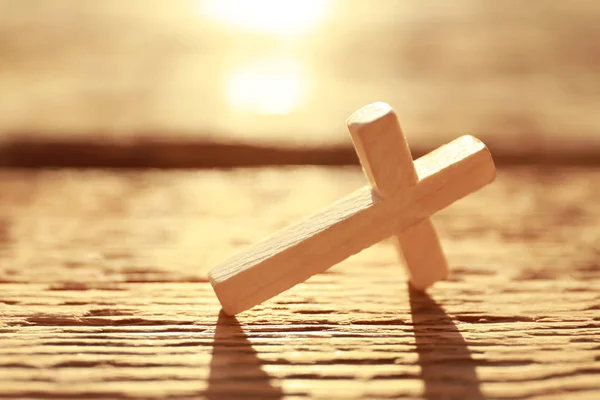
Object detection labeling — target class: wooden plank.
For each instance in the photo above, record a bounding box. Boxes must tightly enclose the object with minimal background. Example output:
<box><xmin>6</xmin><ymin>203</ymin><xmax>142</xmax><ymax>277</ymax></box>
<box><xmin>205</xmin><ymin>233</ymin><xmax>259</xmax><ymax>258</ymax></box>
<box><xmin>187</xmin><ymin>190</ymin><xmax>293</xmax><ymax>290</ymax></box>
<box><xmin>0</xmin><ymin>166</ymin><xmax>598</xmax><ymax>399</ymax></box>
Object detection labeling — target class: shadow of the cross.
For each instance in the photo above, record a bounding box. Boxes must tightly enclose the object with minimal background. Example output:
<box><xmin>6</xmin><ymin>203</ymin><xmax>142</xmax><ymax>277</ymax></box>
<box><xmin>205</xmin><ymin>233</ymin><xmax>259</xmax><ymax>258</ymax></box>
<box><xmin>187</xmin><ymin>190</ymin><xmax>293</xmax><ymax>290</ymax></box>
<box><xmin>409</xmin><ymin>284</ymin><xmax>485</xmax><ymax>400</ymax></box>
<box><xmin>206</xmin><ymin>311</ymin><xmax>283</xmax><ymax>400</ymax></box>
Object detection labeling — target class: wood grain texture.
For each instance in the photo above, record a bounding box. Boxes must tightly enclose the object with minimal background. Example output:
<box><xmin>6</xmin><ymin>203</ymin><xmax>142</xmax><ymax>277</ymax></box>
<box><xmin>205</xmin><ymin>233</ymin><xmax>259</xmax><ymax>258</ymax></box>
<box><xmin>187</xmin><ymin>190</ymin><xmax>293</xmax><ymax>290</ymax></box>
<box><xmin>0</xmin><ymin>166</ymin><xmax>599</xmax><ymax>399</ymax></box>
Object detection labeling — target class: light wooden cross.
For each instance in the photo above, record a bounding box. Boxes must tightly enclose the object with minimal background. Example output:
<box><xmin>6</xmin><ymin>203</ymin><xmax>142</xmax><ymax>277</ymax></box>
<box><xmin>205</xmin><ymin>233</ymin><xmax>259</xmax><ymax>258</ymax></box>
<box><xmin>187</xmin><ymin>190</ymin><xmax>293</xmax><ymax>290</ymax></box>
<box><xmin>209</xmin><ymin>102</ymin><xmax>496</xmax><ymax>315</ymax></box>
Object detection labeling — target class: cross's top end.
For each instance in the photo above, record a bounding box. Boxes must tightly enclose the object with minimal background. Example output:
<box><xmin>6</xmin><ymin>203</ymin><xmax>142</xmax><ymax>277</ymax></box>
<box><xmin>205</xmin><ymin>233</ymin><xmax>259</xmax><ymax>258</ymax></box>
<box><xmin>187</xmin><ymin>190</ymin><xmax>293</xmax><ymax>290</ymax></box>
<box><xmin>346</xmin><ymin>101</ymin><xmax>395</xmax><ymax>130</ymax></box>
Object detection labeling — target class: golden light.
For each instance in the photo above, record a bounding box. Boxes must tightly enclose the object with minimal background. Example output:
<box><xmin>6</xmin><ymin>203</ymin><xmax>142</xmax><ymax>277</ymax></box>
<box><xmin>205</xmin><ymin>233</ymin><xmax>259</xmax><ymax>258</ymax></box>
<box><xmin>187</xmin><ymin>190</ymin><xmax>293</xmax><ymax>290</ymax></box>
<box><xmin>199</xmin><ymin>0</ymin><xmax>328</xmax><ymax>37</ymax></box>
<box><xmin>226</xmin><ymin>58</ymin><xmax>305</xmax><ymax>115</ymax></box>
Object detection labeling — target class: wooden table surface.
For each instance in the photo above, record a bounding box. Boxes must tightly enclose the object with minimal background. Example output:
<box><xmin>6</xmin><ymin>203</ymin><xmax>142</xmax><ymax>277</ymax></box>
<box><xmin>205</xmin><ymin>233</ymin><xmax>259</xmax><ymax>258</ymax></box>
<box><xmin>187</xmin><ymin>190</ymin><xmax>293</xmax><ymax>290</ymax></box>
<box><xmin>1</xmin><ymin>2</ymin><xmax>599</xmax><ymax>398</ymax></box>
<box><xmin>0</xmin><ymin>166</ymin><xmax>598</xmax><ymax>399</ymax></box>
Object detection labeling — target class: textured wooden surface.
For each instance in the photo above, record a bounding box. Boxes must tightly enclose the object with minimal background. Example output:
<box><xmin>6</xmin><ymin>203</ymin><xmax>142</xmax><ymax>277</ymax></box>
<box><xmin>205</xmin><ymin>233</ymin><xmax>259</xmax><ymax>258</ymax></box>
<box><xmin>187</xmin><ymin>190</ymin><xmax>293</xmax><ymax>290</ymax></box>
<box><xmin>0</xmin><ymin>166</ymin><xmax>598</xmax><ymax>399</ymax></box>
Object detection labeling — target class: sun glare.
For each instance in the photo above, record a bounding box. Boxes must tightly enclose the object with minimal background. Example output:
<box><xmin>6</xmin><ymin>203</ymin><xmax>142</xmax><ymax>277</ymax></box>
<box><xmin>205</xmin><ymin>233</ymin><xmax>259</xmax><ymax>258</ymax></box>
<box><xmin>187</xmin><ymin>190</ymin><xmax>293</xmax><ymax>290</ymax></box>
<box><xmin>200</xmin><ymin>0</ymin><xmax>327</xmax><ymax>37</ymax></box>
<box><xmin>226</xmin><ymin>58</ymin><xmax>305</xmax><ymax>115</ymax></box>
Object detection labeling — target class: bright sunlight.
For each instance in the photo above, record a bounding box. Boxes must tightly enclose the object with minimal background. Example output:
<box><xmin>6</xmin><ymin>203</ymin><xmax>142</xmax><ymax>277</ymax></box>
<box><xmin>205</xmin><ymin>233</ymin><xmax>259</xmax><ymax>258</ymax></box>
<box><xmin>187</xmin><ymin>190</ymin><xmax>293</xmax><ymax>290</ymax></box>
<box><xmin>199</xmin><ymin>0</ymin><xmax>328</xmax><ymax>37</ymax></box>
<box><xmin>226</xmin><ymin>58</ymin><xmax>306</xmax><ymax>115</ymax></box>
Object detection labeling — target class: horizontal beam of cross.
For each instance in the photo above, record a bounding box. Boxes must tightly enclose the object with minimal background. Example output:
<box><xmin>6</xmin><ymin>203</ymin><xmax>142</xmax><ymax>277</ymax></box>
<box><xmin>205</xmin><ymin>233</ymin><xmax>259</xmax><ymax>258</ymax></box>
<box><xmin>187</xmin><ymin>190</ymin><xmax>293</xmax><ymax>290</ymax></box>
<box><xmin>210</xmin><ymin>135</ymin><xmax>495</xmax><ymax>315</ymax></box>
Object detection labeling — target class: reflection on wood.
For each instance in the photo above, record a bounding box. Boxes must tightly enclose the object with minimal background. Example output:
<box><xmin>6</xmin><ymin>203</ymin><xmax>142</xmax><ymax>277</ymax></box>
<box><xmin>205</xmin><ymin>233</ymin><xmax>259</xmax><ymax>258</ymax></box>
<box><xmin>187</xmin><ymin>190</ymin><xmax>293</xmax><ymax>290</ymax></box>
<box><xmin>409</xmin><ymin>285</ymin><xmax>484</xmax><ymax>400</ymax></box>
<box><xmin>206</xmin><ymin>311</ymin><xmax>283</xmax><ymax>399</ymax></box>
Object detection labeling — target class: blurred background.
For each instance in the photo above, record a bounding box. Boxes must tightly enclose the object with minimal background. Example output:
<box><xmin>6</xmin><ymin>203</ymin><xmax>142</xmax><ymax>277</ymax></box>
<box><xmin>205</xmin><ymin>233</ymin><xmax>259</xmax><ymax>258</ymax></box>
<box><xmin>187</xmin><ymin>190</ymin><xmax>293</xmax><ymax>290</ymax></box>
<box><xmin>1</xmin><ymin>0</ymin><xmax>599</xmax><ymax>166</ymax></box>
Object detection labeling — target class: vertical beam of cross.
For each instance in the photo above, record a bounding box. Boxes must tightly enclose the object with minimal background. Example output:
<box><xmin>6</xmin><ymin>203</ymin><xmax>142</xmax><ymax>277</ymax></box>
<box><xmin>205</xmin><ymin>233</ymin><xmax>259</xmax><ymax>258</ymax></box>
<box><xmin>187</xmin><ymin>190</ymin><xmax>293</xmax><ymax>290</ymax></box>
<box><xmin>347</xmin><ymin>102</ymin><xmax>448</xmax><ymax>289</ymax></box>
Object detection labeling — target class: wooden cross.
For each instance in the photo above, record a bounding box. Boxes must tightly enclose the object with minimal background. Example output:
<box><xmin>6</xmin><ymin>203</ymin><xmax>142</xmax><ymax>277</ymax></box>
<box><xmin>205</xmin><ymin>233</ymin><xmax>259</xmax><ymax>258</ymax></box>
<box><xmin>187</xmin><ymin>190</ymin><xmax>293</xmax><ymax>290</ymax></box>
<box><xmin>209</xmin><ymin>102</ymin><xmax>496</xmax><ymax>315</ymax></box>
